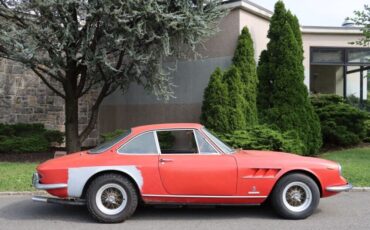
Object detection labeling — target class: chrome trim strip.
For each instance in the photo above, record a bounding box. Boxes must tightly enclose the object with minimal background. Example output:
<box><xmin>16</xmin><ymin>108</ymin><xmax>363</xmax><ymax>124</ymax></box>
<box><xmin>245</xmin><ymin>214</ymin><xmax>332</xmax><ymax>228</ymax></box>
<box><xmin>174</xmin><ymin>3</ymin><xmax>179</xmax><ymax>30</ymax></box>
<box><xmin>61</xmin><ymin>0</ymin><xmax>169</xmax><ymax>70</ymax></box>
<box><xmin>153</xmin><ymin>131</ymin><xmax>162</xmax><ymax>154</ymax></box>
<box><xmin>326</xmin><ymin>183</ymin><xmax>353</xmax><ymax>192</ymax></box>
<box><xmin>34</xmin><ymin>182</ymin><xmax>68</xmax><ymax>190</ymax></box>
<box><xmin>142</xmin><ymin>194</ymin><xmax>267</xmax><ymax>199</ymax></box>
<box><xmin>32</xmin><ymin>172</ymin><xmax>68</xmax><ymax>190</ymax></box>
<box><xmin>248</xmin><ymin>191</ymin><xmax>261</xmax><ymax>195</ymax></box>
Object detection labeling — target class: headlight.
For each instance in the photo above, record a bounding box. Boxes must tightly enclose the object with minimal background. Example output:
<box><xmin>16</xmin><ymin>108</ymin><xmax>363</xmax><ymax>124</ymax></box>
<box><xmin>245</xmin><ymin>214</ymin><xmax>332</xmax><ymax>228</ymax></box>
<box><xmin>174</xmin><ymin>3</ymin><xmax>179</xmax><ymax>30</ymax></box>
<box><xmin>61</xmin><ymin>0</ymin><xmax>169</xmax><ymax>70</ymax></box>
<box><xmin>338</xmin><ymin>163</ymin><xmax>342</xmax><ymax>176</ymax></box>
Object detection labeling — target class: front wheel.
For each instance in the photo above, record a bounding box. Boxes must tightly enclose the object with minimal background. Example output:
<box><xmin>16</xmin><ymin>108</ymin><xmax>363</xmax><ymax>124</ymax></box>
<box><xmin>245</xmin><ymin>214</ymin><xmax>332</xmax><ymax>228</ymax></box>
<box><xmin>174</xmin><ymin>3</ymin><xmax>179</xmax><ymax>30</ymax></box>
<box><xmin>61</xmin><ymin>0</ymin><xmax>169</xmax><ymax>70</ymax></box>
<box><xmin>271</xmin><ymin>173</ymin><xmax>320</xmax><ymax>219</ymax></box>
<box><xmin>86</xmin><ymin>174</ymin><xmax>138</xmax><ymax>223</ymax></box>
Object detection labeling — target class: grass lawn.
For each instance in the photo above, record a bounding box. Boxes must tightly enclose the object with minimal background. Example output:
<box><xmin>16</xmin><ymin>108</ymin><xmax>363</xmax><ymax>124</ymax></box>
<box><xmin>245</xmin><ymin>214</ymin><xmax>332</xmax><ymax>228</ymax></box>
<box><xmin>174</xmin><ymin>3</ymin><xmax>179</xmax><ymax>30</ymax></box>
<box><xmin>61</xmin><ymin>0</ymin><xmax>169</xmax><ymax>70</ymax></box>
<box><xmin>0</xmin><ymin>162</ymin><xmax>38</xmax><ymax>192</ymax></box>
<box><xmin>321</xmin><ymin>147</ymin><xmax>370</xmax><ymax>187</ymax></box>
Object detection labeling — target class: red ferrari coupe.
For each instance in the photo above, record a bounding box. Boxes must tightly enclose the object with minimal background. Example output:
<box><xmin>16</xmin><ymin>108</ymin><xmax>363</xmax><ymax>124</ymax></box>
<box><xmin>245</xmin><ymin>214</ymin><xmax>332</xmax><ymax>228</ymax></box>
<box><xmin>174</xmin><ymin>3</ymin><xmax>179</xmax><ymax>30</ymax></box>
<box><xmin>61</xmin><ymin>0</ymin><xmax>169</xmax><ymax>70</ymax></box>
<box><xmin>32</xmin><ymin>123</ymin><xmax>351</xmax><ymax>223</ymax></box>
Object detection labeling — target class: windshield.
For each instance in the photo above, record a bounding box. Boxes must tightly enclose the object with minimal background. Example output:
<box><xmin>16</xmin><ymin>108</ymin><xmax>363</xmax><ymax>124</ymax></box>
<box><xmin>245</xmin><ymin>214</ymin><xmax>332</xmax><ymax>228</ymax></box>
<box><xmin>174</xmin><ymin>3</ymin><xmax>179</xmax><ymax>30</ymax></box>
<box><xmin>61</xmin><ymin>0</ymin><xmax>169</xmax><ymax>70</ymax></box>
<box><xmin>202</xmin><ymin>128</ymin><xmax>235</xmax><ymax>154</ymax></box>
<box><xmin>88</xmin><ymin>130</ymin><xmax>131</xmax><ymax>154</ymax></box>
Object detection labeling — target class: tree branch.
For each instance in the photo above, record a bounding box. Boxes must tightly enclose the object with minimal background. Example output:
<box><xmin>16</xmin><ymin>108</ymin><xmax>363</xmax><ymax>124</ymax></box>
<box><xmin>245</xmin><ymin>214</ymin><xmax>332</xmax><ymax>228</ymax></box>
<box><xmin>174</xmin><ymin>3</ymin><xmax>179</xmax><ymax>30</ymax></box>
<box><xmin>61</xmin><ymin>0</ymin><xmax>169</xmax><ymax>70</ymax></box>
<box><xmin>79</xmin><ymin>82</ymin><xmax>112</xmax><ymax>142</ymax></box>
<box><xmin>31</xmin><ymin>67</ymin><xmax>66</xmax><ymax>98</ymax></box>
<box><xmin>35</xmin><ymin>64</ymin><xmax>65</xmax><ymax>82</ymax></box>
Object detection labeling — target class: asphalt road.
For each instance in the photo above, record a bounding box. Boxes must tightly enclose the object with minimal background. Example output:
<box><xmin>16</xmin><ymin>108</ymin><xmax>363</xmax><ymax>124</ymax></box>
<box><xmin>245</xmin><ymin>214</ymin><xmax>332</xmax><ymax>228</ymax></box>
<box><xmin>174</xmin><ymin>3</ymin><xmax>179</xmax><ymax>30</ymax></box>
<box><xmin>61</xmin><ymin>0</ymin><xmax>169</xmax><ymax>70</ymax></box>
<box><xmin>0</xmin><ymin>192</ymin><xmax>369</xmax><ymax>230</ymax></box>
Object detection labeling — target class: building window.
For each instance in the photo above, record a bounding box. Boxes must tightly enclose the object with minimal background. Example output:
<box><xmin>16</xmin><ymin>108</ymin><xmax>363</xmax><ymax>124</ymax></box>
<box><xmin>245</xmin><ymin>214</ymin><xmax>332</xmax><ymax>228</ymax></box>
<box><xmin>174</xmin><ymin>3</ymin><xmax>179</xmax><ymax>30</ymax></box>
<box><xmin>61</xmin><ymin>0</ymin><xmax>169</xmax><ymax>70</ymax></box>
<box><xmin>310</xmin><ymin>47</ymin><xmax>370</xmax><ymax>108</ymax></box>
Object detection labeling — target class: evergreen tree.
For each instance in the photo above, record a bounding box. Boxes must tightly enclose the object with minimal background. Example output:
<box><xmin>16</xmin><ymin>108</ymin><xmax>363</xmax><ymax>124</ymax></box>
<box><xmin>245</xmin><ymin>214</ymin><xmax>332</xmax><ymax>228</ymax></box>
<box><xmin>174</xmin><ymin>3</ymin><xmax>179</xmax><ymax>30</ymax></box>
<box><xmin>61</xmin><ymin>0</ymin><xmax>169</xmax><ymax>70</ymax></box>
<box><xmin>256</xmin><ymin>50</ymin><xmax>271</xmax><ymax>120</ymax></box>
<box><xmin>232</xmin><ymin>27</ymin><xmax>258</xmax><ymax>126</ymax></box>
<box><xmin>223</xmin><ymin>66</ymin><xmax>247</xmax><ymax>131</ymax></box>
<box><xmin>257</xmin><ymin>1</ymin><xmax>322</xmax><ymax>155</ymax></box>
<box><xmin>286</xmin><ymin>10</ymin><xmax>304</xmax><ymax>60</ymax></box>
<box><xmin>200</xmin><ymin>68</ymin><xmax>230</xmax><ymax>132</ymax></box>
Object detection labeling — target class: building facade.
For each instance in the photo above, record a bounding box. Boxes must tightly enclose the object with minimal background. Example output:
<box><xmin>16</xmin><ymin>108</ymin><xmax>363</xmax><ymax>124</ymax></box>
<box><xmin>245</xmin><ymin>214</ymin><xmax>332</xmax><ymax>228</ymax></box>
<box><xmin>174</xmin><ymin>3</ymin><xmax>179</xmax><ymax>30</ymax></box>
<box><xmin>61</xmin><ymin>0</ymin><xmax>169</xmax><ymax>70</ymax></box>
<box><xmin>0</xmin><ymin>0</ymin><xmax>369</xmax><ymax>144</ymax></box>
<box><xmin>99</xmin><ymin>0</ymin><xmax>369</xmax><ymax>134</ymax></box>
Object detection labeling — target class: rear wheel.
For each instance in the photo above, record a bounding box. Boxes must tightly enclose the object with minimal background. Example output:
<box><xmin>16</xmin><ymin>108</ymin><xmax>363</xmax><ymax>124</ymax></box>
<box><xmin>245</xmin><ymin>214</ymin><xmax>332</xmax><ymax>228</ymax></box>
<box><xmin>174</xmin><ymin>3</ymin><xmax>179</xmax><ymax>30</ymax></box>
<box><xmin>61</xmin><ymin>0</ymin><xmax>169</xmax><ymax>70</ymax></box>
<box><xmin>271</xmin><ymin>173</ymin><xmax>320</xmax><ymax>219</ymax></box>
<box><xmin>86</xmin><ymin>174</ymin><xmax>138</xmax><ymax>223</ymax></box>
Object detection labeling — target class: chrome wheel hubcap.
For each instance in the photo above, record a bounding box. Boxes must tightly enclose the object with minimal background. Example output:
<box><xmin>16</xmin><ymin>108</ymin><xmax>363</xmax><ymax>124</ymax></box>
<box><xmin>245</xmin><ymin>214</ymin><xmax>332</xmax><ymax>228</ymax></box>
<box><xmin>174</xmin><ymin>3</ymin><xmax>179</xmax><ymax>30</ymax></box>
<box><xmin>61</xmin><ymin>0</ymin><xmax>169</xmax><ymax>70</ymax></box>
<box><xmin>96</xmin><ymin>183</ymin><xmax>127</xmax><ymax>215</ymax></box>
<box><xmin>282</xmin><ymin>182</ymin><xmax>312</xmax><ymax>212</ymax></box>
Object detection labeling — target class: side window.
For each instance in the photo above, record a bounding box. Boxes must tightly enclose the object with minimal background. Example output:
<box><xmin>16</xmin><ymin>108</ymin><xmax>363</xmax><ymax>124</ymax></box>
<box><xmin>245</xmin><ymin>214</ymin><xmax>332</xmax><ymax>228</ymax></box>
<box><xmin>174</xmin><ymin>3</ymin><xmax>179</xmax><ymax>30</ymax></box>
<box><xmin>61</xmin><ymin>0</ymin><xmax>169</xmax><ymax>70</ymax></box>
<box><xmin>118</xmin><ymin>132</ymin><xmax>158</xmax><ymax>154</ymax></box>
<box><xmin>194</xmin><ymin>130</ymin><xmax>218</xmax><ymax>154</ymax></box>
<box><xmin>157</xmin><ymin>130</ymin><xmax>198</xmax><ymax>154</ymax></box>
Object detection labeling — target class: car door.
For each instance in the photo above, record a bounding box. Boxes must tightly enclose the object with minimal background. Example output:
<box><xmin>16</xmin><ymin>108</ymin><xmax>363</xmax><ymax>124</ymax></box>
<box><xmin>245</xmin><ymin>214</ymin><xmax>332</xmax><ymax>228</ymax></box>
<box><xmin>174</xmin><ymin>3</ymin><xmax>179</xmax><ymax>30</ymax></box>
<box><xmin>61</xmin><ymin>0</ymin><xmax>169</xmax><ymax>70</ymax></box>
<box><xmin>157</xmin><ymin>129</ymin><xmax>237</xmax><ymax>196</ymax></box>
<box><xmin>116</xmin><ymin>131</ymin><xmax>164</xmax><ymax>194</ymax></box>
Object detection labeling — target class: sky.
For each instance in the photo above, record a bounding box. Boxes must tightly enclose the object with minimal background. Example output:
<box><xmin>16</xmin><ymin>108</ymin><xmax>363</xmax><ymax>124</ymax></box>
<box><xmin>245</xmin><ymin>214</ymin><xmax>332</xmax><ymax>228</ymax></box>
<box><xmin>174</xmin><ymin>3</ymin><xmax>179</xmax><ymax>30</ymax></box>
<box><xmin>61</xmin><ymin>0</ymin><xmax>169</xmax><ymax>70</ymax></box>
<box><xmin>248</xmin><ymin>0</ymin><xmax>367</xmax><ymax>26</ymax></box>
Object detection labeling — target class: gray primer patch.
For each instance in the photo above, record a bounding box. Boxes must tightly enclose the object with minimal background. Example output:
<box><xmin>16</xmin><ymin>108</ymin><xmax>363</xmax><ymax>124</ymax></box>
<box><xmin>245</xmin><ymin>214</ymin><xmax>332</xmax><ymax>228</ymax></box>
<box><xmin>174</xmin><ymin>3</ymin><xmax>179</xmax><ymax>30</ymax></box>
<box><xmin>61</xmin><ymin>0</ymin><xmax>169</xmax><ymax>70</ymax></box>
<box><xmin>67</xmin><ymin>166</ymin><xmax>143</xmax><ymax>198</ymax></box>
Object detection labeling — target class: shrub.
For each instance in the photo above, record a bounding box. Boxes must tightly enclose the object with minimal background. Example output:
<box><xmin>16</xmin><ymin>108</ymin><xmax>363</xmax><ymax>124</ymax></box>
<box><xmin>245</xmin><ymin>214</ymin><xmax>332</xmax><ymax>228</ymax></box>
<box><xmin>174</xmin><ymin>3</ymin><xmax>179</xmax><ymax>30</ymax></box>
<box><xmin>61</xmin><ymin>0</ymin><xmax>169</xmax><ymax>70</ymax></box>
<box><xmin>0</xmin><ymin>136</ymin><xmax>49</xmax><ymax>153</ymax></box>
<box><xmin>257</xmin><ymin>2</ymin><xmax>322</xmax><ymax>155</ymax></box>
<box><xmin>311</xmin><ymin>94</ymin><xmax>367</xmax><ymax>147</ymax></box>
<box><xmin>363</xmin><ymin>119</ymin><xmax>370</xmax><ymax>142</ymax></box>
<box><xmin>44</xmin><ymin>130</ymin><xmax>64</xmax><ymax>144</ymax></box>
<box><xmin>217</xmin><ymin>125</ymin><xmax>305</xmax><ymax>154</ymax></box>
<box><xmin>201</xmin><ymin>27</ymin><xmax>259</xmax><ymax>133</ymax></box>
<box><xmin>200</xmin><ymin>68</ymin><xmax>230</xmax><ymax>132</ymax></box>
<box><xmin>0</xmin><ymin>123</ymin><xmax>64</xmax><ymax>153</ymax></box>
<box><xmin>101</xmin><ymin>129</ymin><xmax>125</xmax><ymax>142</ymax></box>
<box><xmin>223</xmin><ymin>66</ymin><xmax>247</xmax><ymax>131</ymax></box>
<box><xmin>232</xmin><ymin>27</ymin><xmax>258</xmax><ymax>126</ymax></box>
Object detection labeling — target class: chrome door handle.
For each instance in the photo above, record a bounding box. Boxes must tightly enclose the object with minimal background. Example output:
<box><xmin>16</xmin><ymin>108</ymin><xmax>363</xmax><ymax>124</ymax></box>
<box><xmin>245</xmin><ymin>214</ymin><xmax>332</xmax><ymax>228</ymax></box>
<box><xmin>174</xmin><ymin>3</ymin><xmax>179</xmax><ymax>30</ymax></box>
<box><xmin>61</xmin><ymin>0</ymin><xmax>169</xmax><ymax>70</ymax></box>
<box><xmin>159</xmin><ymin>158</ymin><xmax>173</xmax><ymax>163</ymax></box>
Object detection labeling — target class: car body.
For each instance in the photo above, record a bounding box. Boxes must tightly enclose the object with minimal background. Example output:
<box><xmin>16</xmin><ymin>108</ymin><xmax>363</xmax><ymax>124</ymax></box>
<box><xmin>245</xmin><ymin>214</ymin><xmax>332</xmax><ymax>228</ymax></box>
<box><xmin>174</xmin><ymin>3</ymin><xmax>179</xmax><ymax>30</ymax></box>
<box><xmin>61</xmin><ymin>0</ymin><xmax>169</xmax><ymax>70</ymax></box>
<box><xmin>32</xmin><ymin>123</ymin><xmax>352</xmax><ymax>222</ymax></box>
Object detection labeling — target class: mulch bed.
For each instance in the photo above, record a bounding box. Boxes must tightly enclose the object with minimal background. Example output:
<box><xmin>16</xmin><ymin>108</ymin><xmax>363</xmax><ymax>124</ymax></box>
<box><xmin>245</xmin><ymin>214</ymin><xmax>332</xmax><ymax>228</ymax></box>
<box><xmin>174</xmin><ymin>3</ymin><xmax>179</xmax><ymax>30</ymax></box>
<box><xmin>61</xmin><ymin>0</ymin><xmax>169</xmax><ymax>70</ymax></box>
<box><xmin>0</xmin><ymin>152</ymin><xmax>54</xmax><ymax>162</ymax></box>
<box><xmin>320</xmin><ymin>142</ymin><xmax>370</xmax><ymax>154</ymax></box>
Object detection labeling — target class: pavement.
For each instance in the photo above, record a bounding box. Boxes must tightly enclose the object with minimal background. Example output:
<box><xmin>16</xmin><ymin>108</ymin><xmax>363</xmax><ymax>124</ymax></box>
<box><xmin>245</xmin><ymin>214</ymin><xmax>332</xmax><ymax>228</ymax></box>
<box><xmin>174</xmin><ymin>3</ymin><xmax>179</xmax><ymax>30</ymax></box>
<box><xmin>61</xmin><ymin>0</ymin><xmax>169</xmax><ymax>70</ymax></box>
<box><xmin>0</xmin><ymin>192</ymin><xmax>369</xmax><ymax>230</ymax></box>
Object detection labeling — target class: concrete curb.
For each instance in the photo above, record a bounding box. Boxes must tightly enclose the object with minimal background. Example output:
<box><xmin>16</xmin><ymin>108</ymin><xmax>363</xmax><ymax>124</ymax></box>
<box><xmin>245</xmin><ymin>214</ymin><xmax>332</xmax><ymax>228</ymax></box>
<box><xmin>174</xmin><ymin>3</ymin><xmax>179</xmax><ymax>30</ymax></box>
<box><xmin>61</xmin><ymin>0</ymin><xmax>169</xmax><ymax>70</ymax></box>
<box><xmin>351</xmin><ymin>187</ymin><xmax>370</xmax><ymax>192</ymax></box>
<box><xmin>0</xmin><ymin>191</ymin><xmax>47</xmax><ymax>196</ymax></box>
<box><xmin>1</xmin><ymin>187</ymin><xmax>370</xmax><ymax>196</ymax></box>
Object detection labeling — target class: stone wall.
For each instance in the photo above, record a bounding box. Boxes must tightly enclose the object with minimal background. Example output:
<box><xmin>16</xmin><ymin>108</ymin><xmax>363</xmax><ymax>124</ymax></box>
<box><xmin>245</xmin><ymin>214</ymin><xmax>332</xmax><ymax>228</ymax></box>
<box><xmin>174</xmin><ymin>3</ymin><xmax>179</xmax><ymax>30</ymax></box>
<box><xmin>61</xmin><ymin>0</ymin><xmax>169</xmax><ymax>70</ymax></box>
<box><xmin>0</xmin><ymin>58</ymin><xmax>99</xmax><ymax>147</ymax></box>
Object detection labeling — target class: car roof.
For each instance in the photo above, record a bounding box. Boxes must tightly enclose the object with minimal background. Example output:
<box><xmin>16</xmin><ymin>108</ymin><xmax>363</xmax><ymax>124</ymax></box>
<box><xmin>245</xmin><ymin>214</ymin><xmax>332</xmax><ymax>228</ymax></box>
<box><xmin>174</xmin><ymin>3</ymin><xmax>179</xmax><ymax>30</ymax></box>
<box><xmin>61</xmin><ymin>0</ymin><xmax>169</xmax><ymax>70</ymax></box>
<box><xmin>131</xmin><ymin>123</ymin><xmax>203</xmax><ymax>133</ymax></box>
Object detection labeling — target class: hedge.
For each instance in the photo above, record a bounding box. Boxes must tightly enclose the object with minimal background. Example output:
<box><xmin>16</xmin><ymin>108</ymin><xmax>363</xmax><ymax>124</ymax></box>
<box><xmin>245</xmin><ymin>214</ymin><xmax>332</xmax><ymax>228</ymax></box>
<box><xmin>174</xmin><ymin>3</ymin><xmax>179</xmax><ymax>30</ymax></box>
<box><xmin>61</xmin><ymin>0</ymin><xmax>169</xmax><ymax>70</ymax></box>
<box><xmin>311</xmin><ymin>94</ymin><xmax>367</xmax><ymax>147</ymax></box>
<box><xmin>0</xmin><ymin>123</ymin><xmax>64</xmax><ymax>153</ymax></box>
<box><xmin>217</xmin><ymin>125</ymin><xmax>305</xmax><ymax>154</ymax></box>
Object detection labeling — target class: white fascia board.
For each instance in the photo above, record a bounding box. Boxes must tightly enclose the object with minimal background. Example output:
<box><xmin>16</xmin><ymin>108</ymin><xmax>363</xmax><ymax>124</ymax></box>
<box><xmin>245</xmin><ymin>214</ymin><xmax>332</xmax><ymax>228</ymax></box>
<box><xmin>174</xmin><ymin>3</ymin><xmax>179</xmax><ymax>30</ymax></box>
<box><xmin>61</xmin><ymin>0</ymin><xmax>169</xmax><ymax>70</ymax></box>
<box><xmin>301</xmin><ymin>26</ymin><xmax>363</xmax><ymax>35</ymax></box>
<box><xmin>223</xmin><ymin>1</ymin><xmax>272</xmax><ymax>20</ymax></box>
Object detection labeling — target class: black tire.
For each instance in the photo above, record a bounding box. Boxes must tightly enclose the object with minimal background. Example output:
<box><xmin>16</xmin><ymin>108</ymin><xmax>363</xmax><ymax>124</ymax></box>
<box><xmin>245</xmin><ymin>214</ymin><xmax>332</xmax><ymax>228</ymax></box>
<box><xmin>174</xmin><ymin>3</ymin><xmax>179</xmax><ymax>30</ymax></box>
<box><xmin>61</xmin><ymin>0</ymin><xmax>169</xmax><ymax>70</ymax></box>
<box><xmin>271</xmin><ymin>173</ymin><xmax>320</xmax><ymax>219</ymax></box>
<box><xmin>86</xmin><ymin>173</ymin><xmax>138</xmax><ymax>223</ymax></box>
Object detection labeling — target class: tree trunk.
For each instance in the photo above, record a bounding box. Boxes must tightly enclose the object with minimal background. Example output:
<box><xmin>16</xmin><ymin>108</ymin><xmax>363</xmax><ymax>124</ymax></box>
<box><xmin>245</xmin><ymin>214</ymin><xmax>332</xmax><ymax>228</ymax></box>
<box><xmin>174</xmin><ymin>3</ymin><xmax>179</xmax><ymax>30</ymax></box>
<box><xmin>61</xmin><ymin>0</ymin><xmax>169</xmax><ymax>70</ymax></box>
<box><xmin>65</xmin><ymin>94</ymin><xmax>81</xmax><ymax>153</ymax></box>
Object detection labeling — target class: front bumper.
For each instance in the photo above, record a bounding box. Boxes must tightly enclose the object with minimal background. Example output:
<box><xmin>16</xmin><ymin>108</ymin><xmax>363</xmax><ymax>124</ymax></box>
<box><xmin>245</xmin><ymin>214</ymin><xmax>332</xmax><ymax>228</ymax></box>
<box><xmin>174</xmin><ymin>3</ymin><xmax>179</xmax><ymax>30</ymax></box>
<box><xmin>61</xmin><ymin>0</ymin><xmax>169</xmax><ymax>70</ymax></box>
<box><xmin>326</xmin><ymin>183</ymin><xmax>353</xmax><ymax>192</ymax></box>
<box><xmin>32</xmin><ymin>172</ymin><xmax>67</xmax><ymax>190</ymax></box>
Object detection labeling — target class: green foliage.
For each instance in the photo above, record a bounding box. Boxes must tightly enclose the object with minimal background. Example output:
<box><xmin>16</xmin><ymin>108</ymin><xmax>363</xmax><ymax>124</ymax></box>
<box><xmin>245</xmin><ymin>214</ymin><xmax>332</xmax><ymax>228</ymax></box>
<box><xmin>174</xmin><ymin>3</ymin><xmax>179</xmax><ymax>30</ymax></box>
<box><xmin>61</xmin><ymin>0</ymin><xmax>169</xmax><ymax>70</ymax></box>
<box><xmin>363</xmin><ymin>119</ymin><xmax>370</xmax><ymax>142</ymax></box>
<box><xmin>257</xmin><ymin>1</ymin><xmax>322</xmax><ymax>155</ymax></box>
<box><xmin>223</xmin><ymin>66</ymin><xmax>247</xmax><ymax>131</ymax></box>
<box><xmin>256</xmin><ymin>50</ymin><xmax>271</xmax><ymax>120</ymax></box>
<box><xmin>348</xmin><ymin>5</ymin><xmax>370</xmax><ymax>47</ymax></box>
<box><xmin>218</xmin><ymin>125</ymin><xmax>305</xmax><ymax>154</ymax></box>
<box><xmin>101</xmin><ymin>129</ymin><xmax>125</xmax><ymax>142</ymax></box>
<box><xmin>200</xmin><ymin>68</ymin><xmax>230</xmax><ymax>132</ymax></box>
<box><xmin>43</xmin><ymin>130</ymin><xmax>65</xmax><ymax>144</ymax></box>
<box><xmin>311</xmin><ymin>94</ymin><xmax>367</xmax><ymax>147</ymax></box>
<box><xmin>0</xmin><ymin>123</ymin><xmax>63</xmax><ymax>153</ymax></box>
<box><xmin>0</xmin><ymin>136</ymin><xmax>49</xmax><ymax>153</ymax></box>
<box><xmin>157</xmin><ymin>131</ymin><xmax>176</xmax><ymax>149</ymax></box>
<box><xmin>232</xmin><ymin>27</ymin><xmax>258</xmax><ymax>126</ymax></box>
<box><xmin>201</xmin><ymin>27</ymin><xmax>259</xmax><ymax>133</ymax></box>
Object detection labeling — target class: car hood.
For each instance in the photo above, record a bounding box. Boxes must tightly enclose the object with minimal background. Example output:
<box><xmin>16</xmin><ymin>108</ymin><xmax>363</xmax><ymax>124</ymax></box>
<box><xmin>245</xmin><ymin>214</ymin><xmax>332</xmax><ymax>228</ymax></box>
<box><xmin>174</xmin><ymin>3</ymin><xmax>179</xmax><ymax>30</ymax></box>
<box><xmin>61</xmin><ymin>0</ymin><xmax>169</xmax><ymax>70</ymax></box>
<box><xmin>235</xmin><ymin>150</ymin><xmax>337</xmax><ymax>168</ymax></box>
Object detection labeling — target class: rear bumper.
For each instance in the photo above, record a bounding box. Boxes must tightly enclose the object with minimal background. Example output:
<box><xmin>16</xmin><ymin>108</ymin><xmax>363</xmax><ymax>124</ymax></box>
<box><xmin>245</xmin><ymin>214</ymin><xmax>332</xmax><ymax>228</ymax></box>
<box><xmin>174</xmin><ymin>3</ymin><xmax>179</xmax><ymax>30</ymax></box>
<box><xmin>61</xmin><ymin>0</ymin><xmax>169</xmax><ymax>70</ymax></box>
<box><xmin>32</xmin><ymin>172</ymin><xmax>67</xmax><ymax>190</ymax></box>
<box><xmin>326</xmin><ymin>183</ymin><xmax>353</xmax><ymax>192</ymax></box>
<box><xmin>32</xmin><ymin>196</ymin><xmax>85</xmax><ymax>206</ymax></box>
